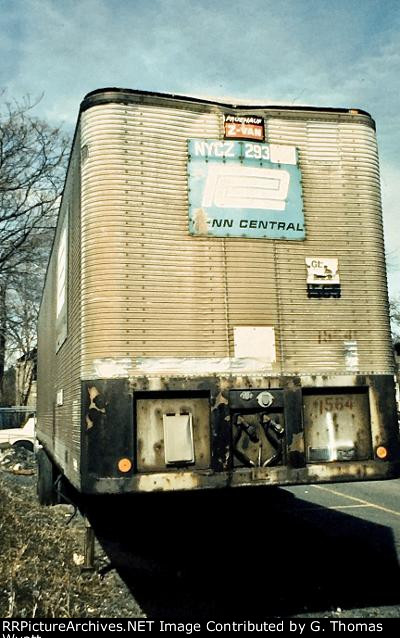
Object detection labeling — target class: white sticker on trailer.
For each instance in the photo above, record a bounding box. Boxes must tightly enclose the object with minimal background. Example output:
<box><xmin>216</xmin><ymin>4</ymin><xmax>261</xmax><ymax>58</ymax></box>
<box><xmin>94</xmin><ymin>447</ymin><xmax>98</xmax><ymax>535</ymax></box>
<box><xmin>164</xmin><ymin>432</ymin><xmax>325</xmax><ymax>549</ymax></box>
<box><xmin>233</xmin><ymin>326</ymin><xmax>276</xmax><ymax>361</ymax></box>
<box><xmin>344</xmin><ymin>340</ymin><xmax>359</xmax><ymax>371</ymax></box>
<box><xmin>56</xmin><ymin>389</ymin><xmax>64</xmax><ymax>406</ymax></box>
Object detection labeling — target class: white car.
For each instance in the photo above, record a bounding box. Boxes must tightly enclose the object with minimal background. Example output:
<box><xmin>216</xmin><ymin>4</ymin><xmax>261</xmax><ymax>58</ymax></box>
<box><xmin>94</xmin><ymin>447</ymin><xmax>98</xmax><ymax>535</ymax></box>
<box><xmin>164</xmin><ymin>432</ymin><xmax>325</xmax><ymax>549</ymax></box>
<box><xmin>0</xmin><ymin>417</ymin><xmax>36</xmax><ymax>451</ymax></box>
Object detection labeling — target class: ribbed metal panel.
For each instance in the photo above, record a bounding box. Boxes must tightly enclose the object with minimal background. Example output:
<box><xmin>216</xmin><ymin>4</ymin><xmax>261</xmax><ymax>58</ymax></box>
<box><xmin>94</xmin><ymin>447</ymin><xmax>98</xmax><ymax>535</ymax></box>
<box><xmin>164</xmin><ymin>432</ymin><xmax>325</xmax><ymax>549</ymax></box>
<box><xmin>80</xmin><ymin>100</ymin><xmax>393</xmax><ymax>377</ymax></box>
<box><xmin>37</xmin><ymin>132</ymin><xmax>82</xmax><ymax>483</ymax></box>
<box><xmin>81</xmin><ymin>104</ymin><xmax>230</xmax><ymax>375</ymax></box>
<box><xmin>37</xmin><ymin>253</ymin><xmax>56</xmax><ymax>440</ymax></box>
<box><xmin>266</xmin><ymin>118</ymin><xmax>392</xmax><ymax>373</ymax></box>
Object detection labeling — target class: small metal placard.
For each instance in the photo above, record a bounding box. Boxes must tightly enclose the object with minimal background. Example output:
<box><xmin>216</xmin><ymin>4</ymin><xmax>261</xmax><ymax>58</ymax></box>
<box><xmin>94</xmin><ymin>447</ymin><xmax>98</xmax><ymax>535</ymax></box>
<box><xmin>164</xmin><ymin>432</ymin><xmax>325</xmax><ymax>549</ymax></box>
<box><xmin>224</xmin><ymin>114</ymin><xmax>265</xmax><ymax>141</ymax></box>
<box><xmin>239</xmin><ymin>391</ymin><xmax>254</xmax><ymax>401</ymax></box>
<box><xmin>257</xmin><ymin>391</ymin><xmax>274</xmax><ymax>408</ymax></box>
<box><xmin>163</xmin><ymin>413</ymin><xmax>194</xmax><ymax>465</ymax></box>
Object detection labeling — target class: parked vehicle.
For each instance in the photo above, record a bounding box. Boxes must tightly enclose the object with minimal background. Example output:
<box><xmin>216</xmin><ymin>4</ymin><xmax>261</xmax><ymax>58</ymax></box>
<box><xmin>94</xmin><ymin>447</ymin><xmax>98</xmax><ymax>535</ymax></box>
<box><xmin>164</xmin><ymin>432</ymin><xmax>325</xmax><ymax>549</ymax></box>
<box><xmin>0</xmin><ymin>417</ymin><xmax>36</xmax><ymax>451</ymax></box>
<box><xmin>0</xmin><ymin>407</ymin><xmax>35</xmax><ymax>430</ymax></box>
<box><xmin>36</xmin><ymin>88</ymin><xmax>400</xmax><ymax>505</ymax></box>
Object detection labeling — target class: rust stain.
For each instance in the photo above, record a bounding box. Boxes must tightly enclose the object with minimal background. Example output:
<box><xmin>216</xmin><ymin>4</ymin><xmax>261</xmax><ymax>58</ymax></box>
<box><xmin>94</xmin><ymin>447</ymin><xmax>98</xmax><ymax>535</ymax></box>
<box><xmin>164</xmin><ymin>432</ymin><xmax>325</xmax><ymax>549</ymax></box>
<box><xmin>153</xmin><ymin>440</ymin><xmax>163</xmax><ymax>453</ymax></box>
<box><xmin>288</xmin><ymin>432</ymin><xmax>304</xmax><ymax>453</ymax></box>
<box><xmin>86</xmin><ymin>385</ymin><xmax>106</xmax><ymax>430</ymax></box>
<box><xmin>193</xmin><ymin>207</ymin><xmax>210</xmax><ymax>234</ymax></box>
<box><xmin>212</xmin><ymin>391</ymin><xmax>229</xmax><ymax>409</ymax></box>
<box><xmin>219</xmin><ymin>378</ymin><xmax>231</xmax><ymax>392</ymax></box>
<box><xmin>138</xmin><ymin>472</ymin><xmax>199</xmax><ymax>492</ymax></box>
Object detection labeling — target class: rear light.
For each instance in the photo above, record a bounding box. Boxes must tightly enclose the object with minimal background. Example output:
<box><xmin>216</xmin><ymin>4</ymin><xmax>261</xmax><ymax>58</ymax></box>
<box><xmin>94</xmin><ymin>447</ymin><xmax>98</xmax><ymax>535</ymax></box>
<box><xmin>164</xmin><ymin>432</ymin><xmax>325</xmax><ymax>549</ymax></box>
<box><xmin>376</xmin><ymin>446</ymin><xmax>388</xmax><ymax>460</ymax></box>
<box><xmin>118</xmin><ymin>458</ymin><xmax>132</xmax><ymax>472</ymax></box>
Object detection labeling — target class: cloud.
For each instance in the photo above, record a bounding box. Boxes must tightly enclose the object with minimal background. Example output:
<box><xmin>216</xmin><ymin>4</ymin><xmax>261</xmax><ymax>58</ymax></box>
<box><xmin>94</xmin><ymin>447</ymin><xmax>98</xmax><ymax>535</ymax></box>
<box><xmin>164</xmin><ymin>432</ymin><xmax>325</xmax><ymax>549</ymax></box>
<box><xmin>3</xmin><ymin>0</ymin><xmax>398</xmax><ymax>114</ymax></box>
<box><xmin>381</xmin><ymin>161</ymin><xmax>400</xmax><ymax>296</ymax></box>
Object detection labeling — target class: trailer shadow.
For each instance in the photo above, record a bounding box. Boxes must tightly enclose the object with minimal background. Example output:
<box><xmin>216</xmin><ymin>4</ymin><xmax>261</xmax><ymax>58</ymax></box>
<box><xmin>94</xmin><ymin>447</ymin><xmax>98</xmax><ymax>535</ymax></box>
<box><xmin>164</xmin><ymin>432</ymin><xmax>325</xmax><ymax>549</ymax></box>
<box><xmin>86</xmin><ymin>486</ymin><xmax>400</xmax><ymax>618</ymax></box>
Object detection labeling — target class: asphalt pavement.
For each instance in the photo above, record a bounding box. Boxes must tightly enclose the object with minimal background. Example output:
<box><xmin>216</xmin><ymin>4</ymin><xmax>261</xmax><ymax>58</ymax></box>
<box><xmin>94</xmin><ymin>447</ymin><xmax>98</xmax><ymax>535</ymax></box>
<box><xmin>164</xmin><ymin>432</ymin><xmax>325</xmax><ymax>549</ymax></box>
<box><xmin>281</xmin><ymin>478</ymin><xmax>400</xmax><ymax>618</ymax></box>
<box><xmin>91</xmin><ymin>478</ymin><xmax>400</xmax><ymax>618</ymax></box>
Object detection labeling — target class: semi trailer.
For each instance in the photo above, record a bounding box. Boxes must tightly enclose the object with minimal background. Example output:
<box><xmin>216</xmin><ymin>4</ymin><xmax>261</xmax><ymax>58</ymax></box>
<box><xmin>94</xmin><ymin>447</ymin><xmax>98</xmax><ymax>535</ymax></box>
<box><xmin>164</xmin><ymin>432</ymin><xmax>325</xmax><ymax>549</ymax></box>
<box><xmin>36</xmin><ymin>88</ymin><xmax>400</xmax><ymax>503</ymax></box>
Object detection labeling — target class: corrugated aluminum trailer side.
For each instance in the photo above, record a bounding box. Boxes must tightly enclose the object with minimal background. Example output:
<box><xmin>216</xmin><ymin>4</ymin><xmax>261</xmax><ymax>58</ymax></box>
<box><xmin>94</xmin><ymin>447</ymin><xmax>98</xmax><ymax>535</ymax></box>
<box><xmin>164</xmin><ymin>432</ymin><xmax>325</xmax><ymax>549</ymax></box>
<box><xmin>36</xmin><ymin>89</ymin><xmax>400</xmax><ymax>500</ymax></box>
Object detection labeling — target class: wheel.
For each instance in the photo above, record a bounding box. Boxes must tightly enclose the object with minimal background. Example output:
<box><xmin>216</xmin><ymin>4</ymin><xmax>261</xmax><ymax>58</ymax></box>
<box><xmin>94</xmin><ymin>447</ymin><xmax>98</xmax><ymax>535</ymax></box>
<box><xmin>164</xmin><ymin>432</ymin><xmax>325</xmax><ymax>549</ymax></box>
<box><xmin>13</xmin><ymin>440</ymin><xmax>34</xmax><ymax>452</ymax></box>
<box><xmin>36</xmin><ymin>447</ymin><xmax>56</xmax><ymax>506</ymax></box>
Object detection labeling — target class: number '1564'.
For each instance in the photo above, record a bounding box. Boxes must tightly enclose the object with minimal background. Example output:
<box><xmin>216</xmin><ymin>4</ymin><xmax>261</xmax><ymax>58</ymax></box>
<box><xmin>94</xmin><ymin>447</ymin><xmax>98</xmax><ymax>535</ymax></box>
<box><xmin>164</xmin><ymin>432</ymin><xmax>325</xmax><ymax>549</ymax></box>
<box><xmin>313</xmin><ymin>397</ymin><xmax>353</xmax><ymax>413</ymax></box>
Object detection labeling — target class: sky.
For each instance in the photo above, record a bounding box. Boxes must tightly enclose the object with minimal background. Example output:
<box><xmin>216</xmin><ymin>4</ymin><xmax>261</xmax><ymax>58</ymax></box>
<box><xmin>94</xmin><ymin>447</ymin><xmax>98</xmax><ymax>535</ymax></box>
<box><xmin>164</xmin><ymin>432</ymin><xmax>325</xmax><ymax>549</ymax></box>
<box><xmin>1</xmin><ymin>0</ymin><xmax>399</xmax><ymax>297</ymax></box>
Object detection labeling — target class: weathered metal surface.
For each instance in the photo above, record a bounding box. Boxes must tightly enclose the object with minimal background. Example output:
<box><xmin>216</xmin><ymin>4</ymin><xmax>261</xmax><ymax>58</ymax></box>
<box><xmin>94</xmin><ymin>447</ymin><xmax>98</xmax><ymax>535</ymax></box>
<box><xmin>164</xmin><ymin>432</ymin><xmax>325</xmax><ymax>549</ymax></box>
<box><xmin>303</xmin><ymin>391</ymin><xmax>372</xmax><ymax>462</ymax></box>
<box><xmin>138</xmin><ymin>472</ymin><xmax>200</xmax><ymax>492</ymax></box>
<box><xmin>368</xmin><ymin>375</ymin><xmax>400</xmax><ymax>459</ymax></box>
<box><xmin>76</xmin><ymin>371</ymin><xmax>399</xmax><ymax>492</ymax></box>
<box><xmin>229</xmin><ymin>388</ymin><xmax>286</xmax><ymax>467</ymax></box>
<box><xmin>136</xmin><ymin>396</ymin><xmax>210</xmax><ymax>471</ymax></box>
<box><xmin>229</xmin><ymin>388</ymin><xmax>284</xmax><ymax>410</ymax></box>
<box><xmin>187</xmin><ymin>139</ymin><xmax>305</xmax><ymax>240</ymax></box>
<box><xmin>81</xmin><ymin>379</ymin><xmax>133</xmax><ymax>482</ymax></box>
<box><xmin>77</xmin><ymin>95</ymin><xmax>393</xmax><ymax>378</ymax></box>
<box><xmin>83</xmin><ymin>459</ymin><xmax>400</xmax><ymax>494</ymax></box>
<box><xmin>283</xmin><ymin>380</ymin><xmax>306</xmax><ymax>468</ymax></box>
<box><xmin>232</xmin><ymin>412</ymin><xmax>285</xmax><ymax>467</ymax></box>
<box><xmin>36</xmin><ymin>88</ymin><xmax>398</xmax><ymax>496</ymax></box>
<box><xmin>36</xmin><ymin>129</ymin><xmax>82</xmax><ymax>488</ymax></box>
<box><xmin>267</xmin><ymin>117</ymin><xmax>393</xmax><ymax>374</ymax></box>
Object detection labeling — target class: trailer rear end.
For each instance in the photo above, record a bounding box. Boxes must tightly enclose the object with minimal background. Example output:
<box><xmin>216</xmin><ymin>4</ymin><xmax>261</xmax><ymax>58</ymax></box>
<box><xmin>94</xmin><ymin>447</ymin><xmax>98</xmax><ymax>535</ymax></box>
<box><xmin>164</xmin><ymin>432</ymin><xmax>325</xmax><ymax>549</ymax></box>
<box><xmin>36</xmin><ymin>89</ymin><xmax>400</xmax><ymax>502</ymax></box>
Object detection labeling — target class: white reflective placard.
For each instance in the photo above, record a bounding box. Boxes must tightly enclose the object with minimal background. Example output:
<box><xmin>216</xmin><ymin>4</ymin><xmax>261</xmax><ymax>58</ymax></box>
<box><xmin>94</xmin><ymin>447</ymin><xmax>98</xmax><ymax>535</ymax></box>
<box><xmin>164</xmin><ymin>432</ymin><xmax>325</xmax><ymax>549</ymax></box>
<box><xmin>163</xmin><ymin>413</ymin><xmax>194</xmax><ymax>464</ymax></box>
<box><xmin>306</xmin><ymin>257</ymin><xmax>340</xmax><ymax>284</ymax></box>
<box><xmin>233</xmin><ymin>326</ymin><xmax>276</xmax><ymax>361</ymax></box>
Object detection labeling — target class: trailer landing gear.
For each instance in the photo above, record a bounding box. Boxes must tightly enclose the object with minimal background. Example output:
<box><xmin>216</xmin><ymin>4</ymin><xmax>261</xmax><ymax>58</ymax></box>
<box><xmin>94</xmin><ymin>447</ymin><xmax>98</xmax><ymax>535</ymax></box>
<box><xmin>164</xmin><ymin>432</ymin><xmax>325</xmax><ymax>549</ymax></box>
<box><xmin>81</xmin><ymin>517</ymin><xmax>95</xmax><ymax>571</ymax></box>
<box><xmin>36</xmin><ymin>447</ymin><xmax>56</xmax><ymax>506</ymax></box>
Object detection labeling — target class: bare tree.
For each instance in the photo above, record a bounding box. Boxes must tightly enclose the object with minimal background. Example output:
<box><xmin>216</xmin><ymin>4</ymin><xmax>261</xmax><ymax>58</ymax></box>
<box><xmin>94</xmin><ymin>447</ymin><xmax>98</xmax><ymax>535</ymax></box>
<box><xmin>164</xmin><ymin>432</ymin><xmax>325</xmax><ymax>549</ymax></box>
<box><xmin>0</xmin><ymin>280</ymin><xmax>6</xmax><ymax>397</ymax></box>
<box><xmin>0</xmin><ymin>95</ymin><xmax>69</xmax><ymax>270</ymax></box>
<box><xmin>6</xmin><ymin>268</ymin><xmax>43</xmax><ymax>405</ymax></box>
<box><xmin>0</xmin><ymin>95</ymin><xmax>69</xmax><ymax>400</ymax></box>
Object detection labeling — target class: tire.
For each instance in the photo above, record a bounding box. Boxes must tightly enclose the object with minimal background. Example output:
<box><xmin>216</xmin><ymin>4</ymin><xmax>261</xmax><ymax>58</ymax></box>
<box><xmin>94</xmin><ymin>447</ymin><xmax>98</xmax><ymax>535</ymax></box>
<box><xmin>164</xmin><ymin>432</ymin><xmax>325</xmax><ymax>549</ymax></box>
<box><xmin>13</xmin><ymin>440</ymin><xmax>34</xmax><ymax>452</ymax></box>
<box><xmin>36</xmin><ymin>447</ymin><xmax>56</xmax><ymax>506</ymax></box>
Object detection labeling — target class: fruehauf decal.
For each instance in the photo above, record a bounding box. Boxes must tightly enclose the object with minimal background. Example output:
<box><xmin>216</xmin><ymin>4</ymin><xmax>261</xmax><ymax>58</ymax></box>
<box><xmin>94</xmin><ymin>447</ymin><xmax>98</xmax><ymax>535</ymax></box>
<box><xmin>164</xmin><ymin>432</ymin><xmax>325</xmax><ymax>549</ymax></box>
<box><xmin>224</xmin><ymin>114</ymin><xmax>265</xmax><ymax>141</ymax></box>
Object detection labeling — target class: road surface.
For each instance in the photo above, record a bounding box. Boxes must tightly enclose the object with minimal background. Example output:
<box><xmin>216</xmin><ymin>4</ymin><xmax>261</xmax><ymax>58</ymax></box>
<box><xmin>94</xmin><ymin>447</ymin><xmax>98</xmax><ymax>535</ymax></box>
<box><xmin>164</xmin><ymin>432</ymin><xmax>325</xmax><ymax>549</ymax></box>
<box><xmin>90</xmin><ymin>478</ymin><xmax>400</xmax><ymax>618</ymax></box>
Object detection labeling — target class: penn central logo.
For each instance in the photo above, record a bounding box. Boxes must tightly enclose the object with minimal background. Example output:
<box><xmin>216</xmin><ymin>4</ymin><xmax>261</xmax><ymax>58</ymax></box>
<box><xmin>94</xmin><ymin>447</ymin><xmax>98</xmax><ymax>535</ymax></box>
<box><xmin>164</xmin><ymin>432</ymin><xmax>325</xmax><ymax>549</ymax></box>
<box><xmin>202</xmin><ymin>164</ymin><xmax>290</xmax><ymax>212</ymax></box>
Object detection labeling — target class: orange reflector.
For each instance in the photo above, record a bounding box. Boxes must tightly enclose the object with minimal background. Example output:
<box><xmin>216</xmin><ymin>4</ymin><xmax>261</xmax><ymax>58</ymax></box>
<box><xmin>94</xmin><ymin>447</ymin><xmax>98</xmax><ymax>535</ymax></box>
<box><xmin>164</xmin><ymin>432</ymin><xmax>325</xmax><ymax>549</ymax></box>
<box><xmin>118</xmin><ymin>458</ymin><xmax>132</xmax><ymax>472</ymax></box>
<box><xmin>376</xmin><ymin>446</ymin><xmax>388</xmax><ymax>460</ymax></box>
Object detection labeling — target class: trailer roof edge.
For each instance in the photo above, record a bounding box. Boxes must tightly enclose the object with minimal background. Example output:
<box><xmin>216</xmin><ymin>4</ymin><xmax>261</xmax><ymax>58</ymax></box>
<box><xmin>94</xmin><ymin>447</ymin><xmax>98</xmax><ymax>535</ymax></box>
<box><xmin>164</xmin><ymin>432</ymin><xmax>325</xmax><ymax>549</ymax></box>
<box><xmin>80</xmin><ymin>87</ymin><xmax>374</xmax><ymax>123</ymax></box>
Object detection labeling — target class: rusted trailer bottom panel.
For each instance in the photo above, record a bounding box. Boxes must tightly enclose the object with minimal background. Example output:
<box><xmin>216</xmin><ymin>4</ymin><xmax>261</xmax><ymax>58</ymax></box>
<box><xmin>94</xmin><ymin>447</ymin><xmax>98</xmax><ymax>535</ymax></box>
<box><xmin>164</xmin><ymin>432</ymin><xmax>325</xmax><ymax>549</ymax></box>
<box><xmin>82</xmin><ymin>460</ymin><xmax>400</xmax><ymax>494</ymax></box>
<box><xmin>68</xmin><ymin>373</ymin><xmax>400</xmax><ymax>495</ymax></box>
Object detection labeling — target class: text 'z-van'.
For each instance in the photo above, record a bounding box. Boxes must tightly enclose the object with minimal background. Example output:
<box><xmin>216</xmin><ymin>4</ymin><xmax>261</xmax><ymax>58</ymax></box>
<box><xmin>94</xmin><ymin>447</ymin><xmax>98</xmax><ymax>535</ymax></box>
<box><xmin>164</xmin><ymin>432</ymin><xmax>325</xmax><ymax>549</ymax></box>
<box><xmin>36</xmin><ymin>88</ymin><xmax>400</xmax><ymax>504</ymax></box>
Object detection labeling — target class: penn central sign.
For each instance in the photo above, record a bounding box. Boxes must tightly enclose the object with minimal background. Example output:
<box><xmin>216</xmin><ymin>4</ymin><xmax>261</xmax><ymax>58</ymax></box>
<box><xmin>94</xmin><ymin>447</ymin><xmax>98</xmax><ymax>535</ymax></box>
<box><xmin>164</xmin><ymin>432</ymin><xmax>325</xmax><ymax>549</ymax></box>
<box><xmin>187</xmin><ymin>139</ymin><xmax>305</xmax><ymax>240</ymax></box>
